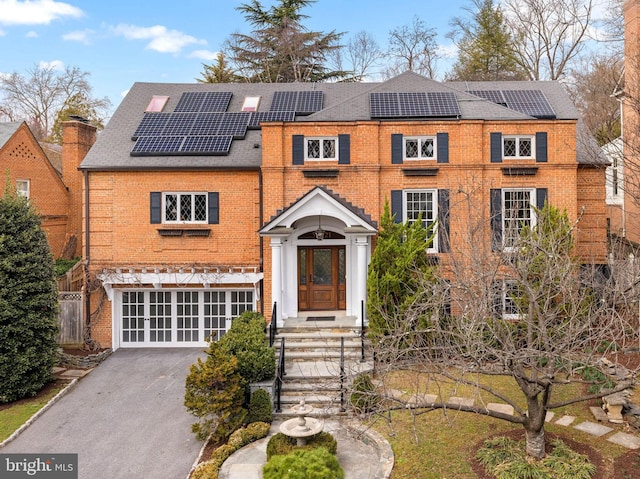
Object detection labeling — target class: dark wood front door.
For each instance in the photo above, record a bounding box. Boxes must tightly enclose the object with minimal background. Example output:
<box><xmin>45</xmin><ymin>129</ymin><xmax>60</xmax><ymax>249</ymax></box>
<box><xmin>298</xmin><ymin>246</ymin><xmax>346</xmax><ymax>310</ymax></box>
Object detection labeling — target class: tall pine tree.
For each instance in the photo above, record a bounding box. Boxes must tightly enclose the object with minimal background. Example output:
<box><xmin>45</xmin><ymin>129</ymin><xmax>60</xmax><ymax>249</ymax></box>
<box><xmin>0</xmin><ymin>186</ymin><xmax>59</xmax><ymax>403</ymax></box>
<box><xmin>448</xmin><ymin>0</ymin><xmax>526</xmax><ymax>81</ymax></box>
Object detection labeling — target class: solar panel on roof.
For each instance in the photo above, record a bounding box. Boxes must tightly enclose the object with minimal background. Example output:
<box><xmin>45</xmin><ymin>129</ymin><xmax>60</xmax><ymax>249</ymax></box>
<box><xmin>370</xmin><ymin>92</ymin><xmax>460</xmax><ymax>118</ymax></box>
<box><xmin>132</xmin><ymin>112</ymin><xmax>170</xmax><ymax>139</ymax></box>
<box><xmin>181</xmin><ymin>135</ymin><xmax>232</xmax><ymax>154</ymax></box>
<box><xmin>427</xmin><ymin>92</ymin><xmax>461</xmax><ymax>117</ymax></box>
<box><xmin>174</xmin><ymin>91</ymin><xmax>233</xmax><ymax>112</ymax></box>
<box><xmin>270</xmin><ymin>91</ymin><xmax>324</xmax><ymax>115</ymax></box>
<box><xmin>501</xmin><ymin>90</ymin><xmax>556</xmax><ymax>119</ymax></box>
<box><xmin>467</xmin><ymin>90</ymin><xmax>507</xmax><ymax>106</ymax></box>
<box><xmin>370</xmin><ymin>93</ymin><xmax>401</xmax><ymax>118</ymax></box>
<box><xmin>270</xmin><ymin>91</ymin><xmax>297</xmax><ymax>111</ymax></box>
<box><xmin>162</xmin><ymin>112</ymin><xmax>198</xmax><ymax>136</ymax></box>
<box><xmin>215</xmin><ymin>112</ymin><xmax>250</xmax><ymax>137</ymax></box>
<box><xmin>190</xmin><ymin>113</ymin><xmax>225</xmax><ymax>136</ymax></box>
<box><xmin>296</xmin><ymin>91</ymin><xmax>323</xmax><ymax>114</ymax></box>
<box><xmin>131</xmin><ymin>136</ymin><xmax>185</xmax><ymax>155</ymax></box>
<box><xmin>248</xmin><ymin>111</ymin><xmax>295</xmax><ymax>128</ymax></box>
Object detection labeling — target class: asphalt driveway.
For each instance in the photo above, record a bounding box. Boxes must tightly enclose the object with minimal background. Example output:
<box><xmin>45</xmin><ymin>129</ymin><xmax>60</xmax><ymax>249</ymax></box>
<box><xmin>1</xmin><ymin>348</ymin><xmax>206</xmax><ymax>478</ymax></box>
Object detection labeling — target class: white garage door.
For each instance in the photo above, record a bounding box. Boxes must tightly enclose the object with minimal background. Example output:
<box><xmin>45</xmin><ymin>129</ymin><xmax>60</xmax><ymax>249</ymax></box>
<box><xmin>118</xmin><ymin>289</ymin><xmax>254</xmax><ymax>347</ymax></box>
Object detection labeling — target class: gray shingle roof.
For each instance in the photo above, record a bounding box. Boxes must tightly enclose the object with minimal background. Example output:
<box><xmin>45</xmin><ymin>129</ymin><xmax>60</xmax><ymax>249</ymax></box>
<box><xmin>80</xmin><ymin>72</ymin><xmax>592</xmax><ymax>170</ymax></box>
<box><xmin>0</xmin><ymin>122</ymin><xmax>22</xmax><ymax>150</ymax></box>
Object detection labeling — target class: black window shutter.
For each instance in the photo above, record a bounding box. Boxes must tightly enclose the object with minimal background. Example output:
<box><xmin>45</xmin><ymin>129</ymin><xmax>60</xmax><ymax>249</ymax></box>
<box><xmin>437</xmin><ymin>132</ymin><xmax>449</xmax><ymax>164</ymax></box>
<box><xmin>391</xmin><ymin>134</ymin><xmax>403</xmax><ymax>164</ymax></box>
<box><xmin>536</xmin><ymin>132</ymin><xmax>548</xmax><ymax>163</ymax></box>
<box><xmin>490</xmin><ymin>132</ymin><xmax>503</xmax><ymax>163</ymax></box>
<box><xmin>150</xmin><ymin>192</ymin><xmax>161</xmax><ymax>224</ymax></box>
<box><xmin>338</xmin><ymin>134</ymin><xmax>350</xmax><ymax>164</ymax></box>
<box><xmin>391</xmin><ymin>190</ymin><xmax>403</xmax><ymax>223</ymax></box>
<box><xmin>490</xmin><ymin>188</ymin><xmax>502</xmax><ymax>251</ymax></box>
<box><xmin>208</xmin><ymin>192</ymin><xmax>219</xmax><ymax>224</ymax></box>
<box><xmin>437</xmin><ymin>189</ymin><xmax>450</xmax><ymax>252</ymax></box>
<box><xmin>292</xmin><ymin>135</ymin><xmax>304</xmax><ymax>165</ymax></box>
<box><xmin>536</xmin><ymin>188</ymin><xmax>548</xmax><ymax>210</ymax></box>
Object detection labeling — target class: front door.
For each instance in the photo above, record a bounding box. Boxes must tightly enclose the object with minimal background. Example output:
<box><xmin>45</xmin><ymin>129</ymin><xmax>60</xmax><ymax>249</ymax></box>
<box><xmin>298</xmin><ymin>246</ymin><xmax>346</xmax><ymax>310</ymax></box>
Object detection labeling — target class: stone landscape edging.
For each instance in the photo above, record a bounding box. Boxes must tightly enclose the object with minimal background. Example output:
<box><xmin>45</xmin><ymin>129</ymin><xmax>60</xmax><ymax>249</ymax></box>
<box><xmin>346</xmin><ymin>420</ymin><xmax>395</xmax><ymax>479</ymax></box>
<box><xmin>0</xmin><ymin>378</ymin><xmax>79</xmax><ymax>449</ymax></box>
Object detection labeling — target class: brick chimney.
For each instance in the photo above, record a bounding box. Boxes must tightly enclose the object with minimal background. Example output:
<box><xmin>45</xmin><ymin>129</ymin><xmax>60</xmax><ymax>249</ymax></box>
<box><xmin>61</xmin><ymin>118</ymin><xmax>97</xmax><ymax>259</ymax></box>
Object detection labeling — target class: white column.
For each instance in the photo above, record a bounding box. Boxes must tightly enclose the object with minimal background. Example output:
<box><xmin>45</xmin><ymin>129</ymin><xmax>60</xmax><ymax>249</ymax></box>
<box><xmin>355</xmin><ymin>236</ymin><xmax>368</xmax><ymax>325</ymax></box>
<box><xmin>270</xmin><ymin>237</ymin><xmax>285</xmax><ymax>327</ymax></box>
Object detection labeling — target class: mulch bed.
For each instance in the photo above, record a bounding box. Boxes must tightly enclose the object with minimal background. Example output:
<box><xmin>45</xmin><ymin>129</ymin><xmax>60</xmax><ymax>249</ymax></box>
<box><xmin>469</xmin><ymin>429</ymin><xmax>611</xmax><ymax>479</ymax></box>
<box><xmin>62</xmin><ymin>347</ymin><xmax>109</xmax><ymax>357</ymax></box>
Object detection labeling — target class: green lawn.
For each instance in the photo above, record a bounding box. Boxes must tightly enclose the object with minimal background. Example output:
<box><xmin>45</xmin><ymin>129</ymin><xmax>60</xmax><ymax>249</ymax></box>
<box><xmin>369</xmin><ymin>370</ymin><xmax>631</xmax><ymax>479</ymax></box>
<box><xmin>0</xmin><ymin>380</ymin><xmax>70</xmax><ymax>442</ymax></box>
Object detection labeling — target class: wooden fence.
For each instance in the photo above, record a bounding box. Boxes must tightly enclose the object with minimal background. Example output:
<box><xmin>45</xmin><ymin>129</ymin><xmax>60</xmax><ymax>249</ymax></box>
<box><xmin>57</xmin><ymin>262</ymin><xmax>85</xmax><ymax>346</ymax></box>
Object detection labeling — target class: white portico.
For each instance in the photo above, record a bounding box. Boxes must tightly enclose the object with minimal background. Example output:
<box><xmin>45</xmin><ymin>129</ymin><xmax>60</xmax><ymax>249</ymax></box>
<box><xmin>260</xmin><ymin>186</ymin><xmax>377</xmax><ymax>326</ymax></box>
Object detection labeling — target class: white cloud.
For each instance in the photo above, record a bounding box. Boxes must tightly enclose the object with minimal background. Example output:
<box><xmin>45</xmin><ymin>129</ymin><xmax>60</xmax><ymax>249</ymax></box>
<box><xmin>437</xmin><ymin>43</ymin><xmax>458</xmax><ymax>59</ymax></box>
<box><xmin>63</xmin><ymin>28</ymin><xmax>93</xmax><ymax>44</ymax></box>
<box><xmin>25</xmin><ymin>30</ymin><xmax>38</xmax><ymax>37</ymax></box>
<box><xmin>38</xmin><ymin>59</ymin><xmax>64</xmax><ymax>70</ymax></box>
<box><xmin>189</xmin><ymin>50</ymin><xmax>220</xmax><ymax>61</ymax></box>
<box><xmin>0</xmin><ymin>0</ymin><xmax>83</xmax><ymax>26</ymax></box>
<box><xmin>0</xmin><ymin>28</ymin><xmax>6</xmax><ymax>36</ymax></box>
<box><xmin>120</xmin><ymin>89</ymin><xmax>129</xmax><ymax>98</ymax></box>
<box><xmin>111</xmin><ymin>23</ymin><xmax>206</xmax><ymax>54</ymax></box>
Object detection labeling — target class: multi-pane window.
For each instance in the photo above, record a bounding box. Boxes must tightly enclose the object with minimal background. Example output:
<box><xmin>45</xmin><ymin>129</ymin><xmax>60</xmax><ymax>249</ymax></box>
<box><xmin>16</xmin><ymin>179</ymin><xmax>30</xmax><ymax>198</ymax></box>
<box><xmin>503</xmin><ymin>189</ymin><xmax>535</xmax><ymax>249</ymax></box>
<box><xmin>163</xmin><ymin>193</ymin><xmax>207</xmax><ymax>223</ymax></box>
<box><xmin>204</xmin><ymin>291</ymin><xmax>226</xmax><ymax>342</ymax></box>
<box><xmin>231</xmin><ymin>291</ymin><xmax>254</xmax><ymax>316</ymax></box>
<box><xmin>177</xmin><ymin>291</ymin><xmax>199</xmax><ymax>342</ymax></box>
<box><xmin>404</xmin><ymin>189</ymin><xmax>438</xmax><ymax>252</ymax></box>
<box><xmin>503</xmin><ymin>136</ymin><xmax>533</xmax><ymax>159</ymax></box>
<box><xmin>306</xmin><ymin>137</ymin><xmax>336</xmax><ymax>160</ymax></box>
<box><xmin>404</xmin><ymin>136</ymin><xmax>435</xmax><ymax>160</ymax></box>
<box><xmin>499</xmin><ymin>281</ymin><xmax>524</xmax><ymax>319</ymax></box>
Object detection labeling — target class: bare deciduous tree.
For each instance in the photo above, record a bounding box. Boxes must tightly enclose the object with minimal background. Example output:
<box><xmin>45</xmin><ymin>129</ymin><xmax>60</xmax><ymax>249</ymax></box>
<box><xmin>0</xmin><ymin>64</ymin><xmax>109</xmax><ymax>140</ymax></box>
<box><xmin>503</xmin><ymin>0</ymin><xmax>595</xmax><ymax>80</ymax></box>
<box><xmin>328</xmin><ymin>31</ymin><xmax>383</xmax><ymax>82</ymax></box>
<box><xmin>384</xmin><ymin>16</ymin><xmax>440</xmax><ymax>79</ymax></box>
<box><xmin>365</xmin><ymin>198</ymin><xmax>636</xmax><ymax>459</ymax></box>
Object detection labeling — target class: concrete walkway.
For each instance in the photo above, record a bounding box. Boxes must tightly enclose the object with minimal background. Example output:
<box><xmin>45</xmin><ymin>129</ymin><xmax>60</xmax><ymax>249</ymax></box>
<box><xmin>1</xmin><ymin>349</ymin><xmax>205</xmax><ymax>479</ymax></box>
<box><xmin>218</xmin><ymin>420</ymin><xmax>391</xmax><ymax>479</ymax></box>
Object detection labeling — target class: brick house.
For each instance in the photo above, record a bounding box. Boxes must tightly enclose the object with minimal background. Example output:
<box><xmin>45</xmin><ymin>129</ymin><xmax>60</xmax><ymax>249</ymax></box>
<box><xmin>0</xmin><ymin>121</ymin><xmax>90</xmax><ymax>259</ymax></box>
<box><xmin>78</xmin><ymin>71</ymin><xmax>607</xmax><ymax>350</ymax></box>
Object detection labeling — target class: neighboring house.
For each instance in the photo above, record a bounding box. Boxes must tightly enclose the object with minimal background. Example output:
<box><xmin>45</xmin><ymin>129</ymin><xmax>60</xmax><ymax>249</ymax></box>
<box><xmin>0</xmin><ymin>121</ymin><xmax>90</xmax><ymax>259</ymax></box>
<box><xmin>79</xmin><ymin>71</ymin><xmax>607</xmax><ymax>350</ymax></box>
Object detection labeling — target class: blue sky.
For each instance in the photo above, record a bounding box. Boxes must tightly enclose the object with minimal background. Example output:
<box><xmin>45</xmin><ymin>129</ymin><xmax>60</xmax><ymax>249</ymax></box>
<box><xmin>0</xmin><ymin>0</ymin><xmax>472</xmax><ymax>117</ymax></box>
<box><xmin>0</xmin><ymin>0</ymin><xmax>610</xmax><ymax>120</ymax></box>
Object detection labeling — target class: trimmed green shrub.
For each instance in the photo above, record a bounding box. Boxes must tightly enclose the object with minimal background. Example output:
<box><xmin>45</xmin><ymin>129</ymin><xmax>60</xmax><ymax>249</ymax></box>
<box><xmin>219</xmin><ymin>311</ymin><xmax>275</xmax><ymax>384</ymax></box>
<box><xmin>209</xmin><ymin>444</ymin><xmax>236</xmax><ymax>469</ymax></box>
<box><xmin>247</xmin><ymin>388</ymin><xmax>273</xmax><ymax>424</ymax></box>
<box><xmin>263</xmin><ymin>447</ymin><xmax>344</xmax><ymax>479</ymax></box>
<box><xmin>477</xmin><ymin>436</ymin><xmax>596</xmax><ymax>479</ymax></box>
<box><xmin>228</xmin><ymin>421</ymin><xmax>271</xmax><ymax>449</ymax></box>
<box><xmin>190</xmin><ymin>459</ymin><xmax>219</xmax><ymax>479</ymax></box>
<box><xmin>184</xmin><ymin>341</ymin><xmax>247</xmax><ymax>441</ymax></box>
<box><xmin>0</xmin><ymin>188</ymin><xmax>59</xmax><ymax>403</ymax></box>
<box><xmin>266</xmin><ymin>432</ymin><xmax>338</xmax><ymax>461</ymax></box>
<box><xmin>350</xmin><ymin>373</ymin><xmax>380</xmax><ymax>414</ymax></box>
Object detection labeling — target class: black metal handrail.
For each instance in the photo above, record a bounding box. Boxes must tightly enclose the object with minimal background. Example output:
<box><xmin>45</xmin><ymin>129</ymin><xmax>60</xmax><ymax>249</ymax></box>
<box><xmin>269</xmin><ymin>302</ymin><xmax>277</xmax><ymax>347</ymax></box>
<box><xmin>339</xmin><ymin>336</ymin><xmax>346</xmax><ymax>412</ymax></box>
<box><xmin>275</xmin><ymin>337</ymin><xmax>285</xmax><ymax>413</ymax></box>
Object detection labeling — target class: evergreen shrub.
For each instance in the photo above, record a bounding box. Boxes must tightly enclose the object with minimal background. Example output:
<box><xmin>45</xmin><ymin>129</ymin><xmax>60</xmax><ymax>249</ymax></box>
<box><xmin>247</xmin><ymin>388</ymin><xmax>273</xmax><ymax>424</ymax></box>
<box><xmin>263</xmin><ymin>447</ymin><xmax>344</xmax><ymax>479</ymax></box>
<box><xmin>266</xmin><ymin>432</ymin><xmax>338</xmax><ymax>461</ymax></box>
<box><xmin>0</xmin><ymin>189</ymin><xmax>59</xmax><ymax>403</ymax></box>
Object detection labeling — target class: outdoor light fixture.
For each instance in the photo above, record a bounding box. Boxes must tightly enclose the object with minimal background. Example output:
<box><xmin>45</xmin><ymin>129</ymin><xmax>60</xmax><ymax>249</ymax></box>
<box><xmin>315</xmin><ymin>215</ymin><xmax>325</xmax><ymax>241</ymax></box>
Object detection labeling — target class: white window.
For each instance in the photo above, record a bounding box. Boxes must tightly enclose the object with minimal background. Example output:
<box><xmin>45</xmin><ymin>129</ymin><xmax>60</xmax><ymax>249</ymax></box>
<box><xmin>242</xmin><ymin>96</ymin><xmax>261</xmax><ymax>112</ymax></box>
<box><xmin>503</xmin><ymin>136</ymin><xmax>533</xmax><ymax>159</ymax></box>
<box><xmin>604</xmin><ymin>138</ymin><xmax>623</xmax><ymax>205</ymax></box>
<box><xmin>16</xmin><ymin>179</ymin><xmax>30</xmax><ymax>198</ymax></box>
<box><xmin>305</xmin><ymin>137</ymin><xmax>337</xmax><ymax>160</ymax></box>
<box><xmin>404</xmin><ymin>136</ymin><xmax>436</xmax><ymax>160</ymax></box>
<box><xmin>498</xmin><ymin>281</ymin><xmax>524</xmax><ymax>319</ymax></box>
<box><xmin>163</xmin><ymin>192</ymin><xmax>208</xmax><ymax>224</ymax></box>
<box><xmin>502</xmin><ymin>188</ymin><xmax>536</xmax><ymax>250</ymax></box>
<box><xmin>403</xmin><ymin>189</ymin><xmax>438</xmax><ymax>253</ymax></box>
<box><xmin>145</xmin><ymin>95</ymin><xmax>169</xmax><ymax>112</ymax></box>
